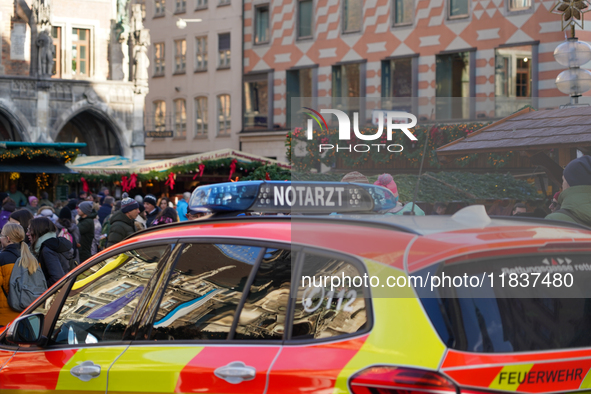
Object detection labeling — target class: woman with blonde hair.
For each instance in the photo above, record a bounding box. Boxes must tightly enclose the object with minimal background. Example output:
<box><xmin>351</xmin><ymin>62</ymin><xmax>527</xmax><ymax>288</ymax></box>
<box><xmin>0</xmin><ymin>223</ymin><xmax>42</xmax><ymax>325</ymax></box>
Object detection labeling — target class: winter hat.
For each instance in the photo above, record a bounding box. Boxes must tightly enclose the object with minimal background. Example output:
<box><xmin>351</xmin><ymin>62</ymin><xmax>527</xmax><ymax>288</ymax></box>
<box><xmin>144</xmin><ymin>194</ymin><xmax>157</xmax><ymax>207</ymax></box>
<box><xmin>59</xmin><ymin>206</ymin><xmax>72</xmax><ymax>221</ymax></box>
<box><xmin>135</xmin><ymin>195</ymin><xmax>144</xmax><ymax>204</ymax></box>
<box><xmin>28</xmin><ymin>196</ymin><xmax>38</xmax><ymax>205</ymax></box>
<box><xmin>2</xmin><ymin>199</ymin><xmax>16</xmax><ymax>212</ymax></box>
<box><xmin>78</xmin><ymin>201</ymin><xmax>94</xmax><ymax>216</ymax></box>
<box><xmin>564</xmin><ymin>155</ymin><xmax>591</xmax><ymax>187</ymax></box>
<box><xmin>374</xmin><ymin>173</ymin><xmax>399</xmax><ymax>204</ymax></box>
<box><xmin>341</xmin><ymin>171</ymin><xmax>369</xmax><ymax>184</ymax></box>
<box><xmin>121</xmin><ymin>197</ymin><xmax>140</xmax><ymax>213</ymax></box>
<box><xmin>67</xmin><ymin>199</ymin><xmax>78</xmax><ymax>211</ymax></box>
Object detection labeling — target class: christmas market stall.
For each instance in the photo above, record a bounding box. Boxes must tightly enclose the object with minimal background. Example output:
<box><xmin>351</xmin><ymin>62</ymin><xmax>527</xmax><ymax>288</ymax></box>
<box><xmin>0</xmin><ymin>142</ymin><xmax>84</xmax><ymax>201</ymax></box>
<box><xmin>64</xmin><ymin>149</ymin><xmax>291</xmax><ymax>199</ymax></box>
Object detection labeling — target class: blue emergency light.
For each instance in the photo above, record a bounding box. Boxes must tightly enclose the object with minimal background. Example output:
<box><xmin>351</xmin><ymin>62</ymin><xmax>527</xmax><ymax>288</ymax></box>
<box><xmin>189</xmin><ymin>181</ymin><xmax>398</xmax><ymax>214</ymax></box>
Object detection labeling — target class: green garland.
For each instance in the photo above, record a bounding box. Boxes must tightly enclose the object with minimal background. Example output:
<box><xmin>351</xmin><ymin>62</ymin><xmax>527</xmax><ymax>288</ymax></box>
<box><xmin>61</xmin><ymin>158</ymin><xmax>289</xmax><ymax>184</ymax></box>
<box><xmin>0</xmin><ymin>147</ymin><xmax>79</xmax><ymax>163</ymax></box>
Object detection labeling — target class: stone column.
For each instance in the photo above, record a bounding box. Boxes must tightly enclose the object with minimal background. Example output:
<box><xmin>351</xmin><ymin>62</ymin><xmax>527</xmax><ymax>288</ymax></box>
<box><xmin>130</xmin><ymin>92</ymin><xmax>145</xmax><ymax>161</ymax></box>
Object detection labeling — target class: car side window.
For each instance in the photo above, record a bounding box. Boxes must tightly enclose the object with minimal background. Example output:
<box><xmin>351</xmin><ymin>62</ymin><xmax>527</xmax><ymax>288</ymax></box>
<box><xmin>234</xmin><ymin>248</ymin><xmax>293</xmax><ymax>340</ymax></box>
<box><xmin>291</xmin><ymin>252</ymin><xmax>368</xmax><ymax>340</ymax></box>
<box><xmin>50</xmin><ymin>245</ymin><xmax>170</xmax><ymax>345</ymax></box>
<box><xmin>149</xmin><ymin>243</ymin><xmax>262</xmax><ymax>341</ymax></box>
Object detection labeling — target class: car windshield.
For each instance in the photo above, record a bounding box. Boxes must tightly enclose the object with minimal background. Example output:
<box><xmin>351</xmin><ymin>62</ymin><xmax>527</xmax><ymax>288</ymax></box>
<box><xmin>417</xmin><ymin>252</ymin><xmax>591</xmax><ymax>353</ymax></box>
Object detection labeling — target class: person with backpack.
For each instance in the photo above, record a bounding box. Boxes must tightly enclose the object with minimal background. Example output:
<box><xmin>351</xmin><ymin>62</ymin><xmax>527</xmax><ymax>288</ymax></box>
<box><xmin>0</xmin><ymin>223</ymin><xmax>46</xmax><ymax>325</ymax></box>
<box><xmin>28</xmin><ymin>217</ymin><xmax>74</xmax><ymax>287</ymax></box>
<box><xmin>55</xmin><ymin>206</ymin><xmax>80</xmax><ymax>263</ymax></box>
<box><xmin>77</xmin><ymin>201</ymin><xmax>97</xmax><ymax>263</ymax></box>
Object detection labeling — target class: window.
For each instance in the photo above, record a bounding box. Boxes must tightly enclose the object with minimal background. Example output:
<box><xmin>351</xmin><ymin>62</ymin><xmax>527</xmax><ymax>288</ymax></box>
<box><xmin>51</xmin><ymin>27</ymin><xmax>61</xmax><ymax>78</ymax></box>
<box><xmin>155</xmin><ymin>0</ymin><xmax>166</xmax><ymax>16</ymax></box>
<box><xmin>332</xmin><ymin>63</ymin><xmax>363</xmax><ymax>121</ymax></box>
<box><xmin>72</xmin><ymin>28</ymin><xmax>89</xmax><ymax>76</ymax></box>
<box><xmin>150</xmin><ymin>244</ymin><xmax>264</xmax><ymax>340</ymax></box>
<box><xmin>244</xmin><ymin>74</ymin><xmax>270</xmax><ymax>129</ymax></box>
<box><xmin>382</xmin><ymin>57</ymin><xmax>414</xmax><ymax>111</ymax></box>
<box><xmin>174</xmin><ymin>98</ymin><xmax>187</xmax><ymax>138</ymax></box>
<box><xmin>509</xmin><ymin>0</ymin><xmax>531</xmax><ymax>10</ymax></box>
<box><xmin>495</xmin><ymin>46</ymin><xmax>533</xmax><ymax>117</ymax></box>
<box><xmin>255</xmin><ymin>5</ymin><xmax>270</xmax><ymax>44</ymax></box>
<box><xmin>218</xmin><ymin>0</ymin><xmax>230</xmax><ymax>5</ymax></box>
<box><xmin>195</xmin><ymin>36</ymin><xmax>207</xmax><ymax>71</ymax></box>
<box><xmin>449</xmin><ymin>0</ymin><xmax>468</xmax><ymax>17</ymax></box>
<box><xmin>217</xmin><ymin>94</ymin><xmax>231</xmax><ymax>135</ymax></box>
<box><xmin>292</xmin><ymin>252</ymin><xmax>368</xmax><ymax>340</ymax></box>
<box><xmin>394</xmin><ymin>0</ymin><xmax>413</xmax><ymax>25</ymax></box>
<box><xmin>154</xmin><ymin>101</ymin><xmax>167</xmax><ymax>132</ymax></box>
<box><xmin>286</xmin><ymin>68</ymin><xmax>314</xmax><ymax>127</ymax></box>
<box><xmin>436</xmin><ymin>51</ymin><xmax>471</xmax><ymax>119</ymax></box>
<box><xmin>51</xmin><ymin>245</ymin><xmax>171</xmax><ymax>345</ymax></box>
<box><xmin>195</xmin><ymin>96</ymin><xmax>208</xmax><ymax>136</ymax></box>
<box><xmin>154</xmin><ymin>42</ymin><xmax>165</xmax><ymax>76</ymax></box>
<box><xmin>196</xmin><ymin>0</ymin><xmax>207</xmax><ymax>9</ymax></box>
<box><xmin>175</xmin><ymin>0</ymin><xmax>186</xmax><ymax>12</ymax></box>
<box><xmin>174</xmin><ymin>39</ymin><xmax>186</xmax><ymax>73</ymax></box>
<box><xmin>105</xmin><ymin>283</ymin><xmax>133</xmax><ymax>296</ymax></box>
<box><xmin>218</xmin><ymin>33</ymin><xmax>230</xmax><ymax>68</ymax></box>
<box><xmin>343</xmin><ymin>0</ymin><xmax>362</xmax><ymax>32</ymax></box>
<box><xmin>298</xmin><ymin>0</ymin><xmax>313</xmax><ymax>38</ymax></box>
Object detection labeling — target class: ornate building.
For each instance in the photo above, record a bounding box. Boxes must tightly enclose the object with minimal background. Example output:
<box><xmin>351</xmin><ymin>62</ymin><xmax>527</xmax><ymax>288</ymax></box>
<box><xmin>0</xmin><ymin>0</ymin><xmax>149</xmax><ymax>160</ymax></box>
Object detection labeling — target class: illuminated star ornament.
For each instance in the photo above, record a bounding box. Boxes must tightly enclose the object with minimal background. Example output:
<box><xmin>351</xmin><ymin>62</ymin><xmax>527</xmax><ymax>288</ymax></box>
<box><xmin>551</xmin><ymin>0</ymin><xmax>591</xmax><ymax>34</ymax></box>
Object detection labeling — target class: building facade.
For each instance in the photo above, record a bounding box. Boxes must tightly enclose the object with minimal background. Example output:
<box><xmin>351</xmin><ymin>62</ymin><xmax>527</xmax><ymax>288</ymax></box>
<box><xmin>0</xmin><ymin>0</ymin><xmax>149</xmax><ymax>160</ymax></box>
<box><xmin>242</xmin><ymin>0</ymin><xmax>585</xmax><ymax>161</ymax></box>
<box><xmin>142</xmin><ymin>0</ymin><xmax>243</xmax><ymax>159</ymax></box>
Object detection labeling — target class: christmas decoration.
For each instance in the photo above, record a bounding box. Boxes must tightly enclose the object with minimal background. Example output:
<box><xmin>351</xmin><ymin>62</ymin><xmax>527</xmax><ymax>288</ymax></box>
<box><xmin>80</xmin><ymin>177</ymin><xmax>89</xmax><ymax>193</ymax></box>
<box><xmin>0</xmin><ymin>147</ymin><xmax>79</xmax><ymax>162</ymax></box>
<box><xmin>165</xmin><ymin>172</ymin><xmax>175</xmax><ymax>190</ymax></box>
<box><xmin>10</xmin><ymin>172</ymin><xmax>20</xmax><ymax>180</ymax></box>
<box><xmin>228</xmin><ymin>159</ymin><xmax>237</xmax><ymax>180</ymax></box>
<box><xmin>35</xmin><ymin>173</ymin><xmax>50</xmax><ymax>190</ymax></box>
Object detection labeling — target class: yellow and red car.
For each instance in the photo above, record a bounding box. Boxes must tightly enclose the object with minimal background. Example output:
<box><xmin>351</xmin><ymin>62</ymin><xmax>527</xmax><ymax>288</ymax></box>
<box><xmin>1</xmin><ymin>181</ymin><xmax>591</xmax><ymax>394</ymax></box>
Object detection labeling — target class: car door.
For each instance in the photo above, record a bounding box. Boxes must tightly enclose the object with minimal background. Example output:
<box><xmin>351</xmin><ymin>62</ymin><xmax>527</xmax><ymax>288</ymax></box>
<box><xmin>0</xmin><ymin>242</ymin><xmax>178</xmax><ymax>394</ymax></box>
<box><xmin>108</xmin><ymin>242</ymin><xmax>293</xmax><ymax>394</ymax></box>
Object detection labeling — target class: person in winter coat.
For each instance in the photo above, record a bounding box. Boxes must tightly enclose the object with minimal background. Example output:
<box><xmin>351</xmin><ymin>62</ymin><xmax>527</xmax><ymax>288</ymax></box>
<box><xmin>177</xmin><ymin>192</ymin><xmax>190</xmax><ymax>222</ymax></box>
<box><xmin>9</xmin><ymin>209</ymin><xmax>33</xmax><ymax>246</ymax></box>
<box><xmin>547</xmin><ymin>155</ymin><xmax>591</xmax><ymax>226</ymax></box>
<box><xmin>107</xmin><ymin>198</ymin><xmax>140</xmax><ymax>247</ymax></box>
<box><xmin>91</xmin><ymin>202</ymin><xmax>103</xmax><ymax>255</ymax></box>
<box><xmin>26</xmin><ymin>196</ymin><xmax>39</xmax><ymax>214</ymax></box>
<box><xmin>29</xmin><ymin>217</ymin><xmax>74</xmax><ymax>287</ymax></box>
<box><xmin>55</xmin><ymin>206</ymin><xmax>81</xmax><ymax>263</ymax></box>
<box><xmin>0</xmin><ymin>198</ymin><xmax>16</xmax><ymax>231</ymax></box>
<box><xmin>151</xmin><ymin>207</ymin><xmax>179</xmax><ymax>227</ymax></box>
<box><xmin>98</xmin><ymin>196</ymin><xmax>114</xmax><ymax>225</ymax></box>
<box><xmin>0</xmin><ymin>223</ymin><xmax>36</xmax><ymax>325</ymax></box>
<box><xmin>143</xmin><ymin>195</ymin><xmax>160</xmax><ymax>228</ymax></box>
<box><xmin>77</xmin><ymin>201</ymin><xmax>97</xmax><ymax>263</ymax></box>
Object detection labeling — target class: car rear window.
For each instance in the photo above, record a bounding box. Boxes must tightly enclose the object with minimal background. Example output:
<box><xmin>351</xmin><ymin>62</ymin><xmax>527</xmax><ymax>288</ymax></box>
<box><xmin>416</xmin><ymin>252</ymin><xmax>591</xmax><ymax>353</ymax></box>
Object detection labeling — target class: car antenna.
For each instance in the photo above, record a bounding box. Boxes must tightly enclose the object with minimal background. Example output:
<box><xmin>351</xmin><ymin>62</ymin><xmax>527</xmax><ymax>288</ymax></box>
<box><xmin>405</xmin><ymin>108</ymin><xmax>434</xmax><ymax>216</ymax></box>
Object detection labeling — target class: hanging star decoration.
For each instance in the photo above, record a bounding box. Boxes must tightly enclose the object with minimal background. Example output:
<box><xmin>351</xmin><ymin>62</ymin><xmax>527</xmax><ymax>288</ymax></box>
<box><xmin>551</xmin><ymin>0</ymin><xmax>591</xmax><ymax>34</ymax></box>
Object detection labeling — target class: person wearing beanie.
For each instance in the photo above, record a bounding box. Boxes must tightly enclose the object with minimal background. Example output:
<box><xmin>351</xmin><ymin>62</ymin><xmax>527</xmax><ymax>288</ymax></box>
<box><xmin>373</xmin><ymin>173</ymin><xmax>425</xmax><ymax>216</ymax></box>
<box><xmin>55</xmin><ymin>206</ymin><xmax>81</xmax><ymax>264</ymax></box>
<box><xmin>546</xmin><ymin>155</ymin><xmax>591</xmax><ymax>225</ymax></box>
<box><xmin>26</xmin><ymin>195</ymin><xmax>39</xmax><ymax>214</ymax></box>
<box><xmin>98</xmin><ymin>196</ymin><xmax>115</xmax><ymax>225</ymax></box>
<box><xmin>35</xmin><ymin>206</ymin><xmax>59</xmax><ymax>223</ymax></box>
<box><xmin>39</xmin><ymin>191</ymin><xmax>54</xmax><ymax>208</ymax></box>
<box><xmin>143</xmin><ymin>194</ymin><xmax>160</xmax><ymax>228</ymax></box>
<box><xmin>77</xmin><ymin>201</ymin><xmax>97</xmax><ymax>262</ymax></box>
<box><xmin>0</xmin><ymin>198</ymin><xmax>16</xmax><ymax>231</ymax></box>
<box><xmin>341</xmin><ymin>171</ymin><xmax>369</xmax><ymax>184</ymax></box>
<box><xmin>67</xmin><ymin>199</ymin><xmax>78</xmax><ymax>222</ymax></box>
<box><xmin>107</xmin><ymin>198</ymin><xmax>140</xmax><ymax>247</ymax></box>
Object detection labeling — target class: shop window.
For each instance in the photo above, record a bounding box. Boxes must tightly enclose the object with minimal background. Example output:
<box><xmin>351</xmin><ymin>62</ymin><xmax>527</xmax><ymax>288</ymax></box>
<box><xmin>174</xmin><ymin>98</ymin><xmax>187</xmax><ymax>138</ymax></box>
<box><xmin>394</xmin><ymin>0</ymin><xmax>413</xmax><ymax>25</ymax></box>
<box><xmin>174</xmin><ymin>39</ymin><xmax>186</xmax><ymax>74</ymax></box>
<box><xmin>195</xmin><ymin>36</ymin><xmax>207</xmax><ymax>71</ymax></box>
<box><xmin>154</xmin><ymin>42</ymin><xmax>165</xmax><ymax>76</ymax></box>
<box><xmin>217</xmin><ymin>94</ymin><xmax>231</xmax><ymax>135</ymax></box>
<box><xmin>72</xmin><ymin>28</ymin><xmax>90</xmax><ymax>76</ymax></box>
<box><xmin>298</xmin><ymin>0</ymin><xmax>313</xmax><ymax>38</ymax></box>
<box><xmin>195</xmin><ymin>96</ymin><xmax>208</xmax><ymax>137</ymax></box>
<box><xmin>436</xmin><ymin>51</ymin><xmax>471</xmax><ymax>119</ymax></box>
<box><xmin>218</xmin><ymin>33</ymin><xmax>230</xmax><ymax>68</ymax></box>
<box><xmin>255</xmin><ymin>5</ymin><xmax>270</xmax><ymax>44</ymax></box>
<box><xmin>244</xmin><ymin>73</ymin><xmax>270</xmax><ymax>129</ymax></box>
<box><xmin>51</xmin><ymin>26</ymin><xmax>61</xmax><ymax>78</ymax></box>
<box><xmin>343</xmin><ymin>0</ymin><xmax>362</xmax><ymax>32</ymax></box>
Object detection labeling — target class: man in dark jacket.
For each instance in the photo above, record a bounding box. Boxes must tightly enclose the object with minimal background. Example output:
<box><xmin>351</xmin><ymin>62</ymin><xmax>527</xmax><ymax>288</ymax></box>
<box><xmin>143</xmin><ymin>195</ymin><xmax>160</xmax><ymax>228</ymax></box>
<box><xmin>107</xmin><ymin>198</ymin><xmax>140</xmax><ymax>247</ymax></box>
<box><xmin>546</xmin><ymin>155</ymin><xmax>591</xmax><ymax>226</ymax></box>
<box><xmin>77</xmin><ymin>201</ymin><xmax>97</xmax><ymax>263</ymax></box>
<box><xmin>98</xmin><ymin>196</ymin><xmax>114</xmax><ymax>225</ymax></box>
<box><xmin>38</xmin><ymin>236</ymin><xmax>73</xmax><ymax>287</ymax></box>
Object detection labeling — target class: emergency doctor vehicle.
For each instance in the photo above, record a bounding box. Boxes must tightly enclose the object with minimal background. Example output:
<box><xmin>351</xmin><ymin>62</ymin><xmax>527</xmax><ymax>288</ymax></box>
<box><xmin>1</xmin><ymin>181</ymin><xmax>591</xmax><ymax>394</ymax></box>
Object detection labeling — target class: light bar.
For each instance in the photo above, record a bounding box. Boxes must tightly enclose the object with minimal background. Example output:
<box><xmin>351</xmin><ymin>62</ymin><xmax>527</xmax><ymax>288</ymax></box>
<box><xmin>189</xmin><ymin>181</ymin><xmax>398</xmax><ymax>214</ymax></box>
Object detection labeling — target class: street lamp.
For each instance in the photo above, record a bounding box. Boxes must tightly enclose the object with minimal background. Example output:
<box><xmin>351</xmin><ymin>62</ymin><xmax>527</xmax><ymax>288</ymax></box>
<box><xmin>176</xmin><ymin>18</ymin><xmax>202</xmax><ymax>29</ymax></box>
